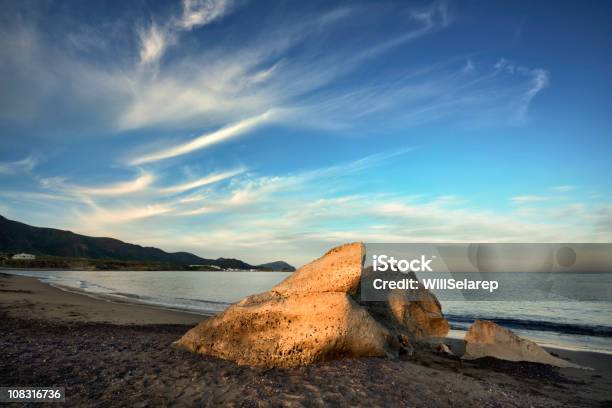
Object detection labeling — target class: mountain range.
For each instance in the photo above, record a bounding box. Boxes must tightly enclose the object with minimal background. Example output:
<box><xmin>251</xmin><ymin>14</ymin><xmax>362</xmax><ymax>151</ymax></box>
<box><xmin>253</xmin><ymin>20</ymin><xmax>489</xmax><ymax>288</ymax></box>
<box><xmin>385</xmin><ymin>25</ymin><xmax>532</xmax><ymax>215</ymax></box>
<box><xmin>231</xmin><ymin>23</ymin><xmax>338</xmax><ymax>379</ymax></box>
<box><xmin>0</xmin><ymin>215</ymin><xmax>295</xmax><ymax>271</ymax></box>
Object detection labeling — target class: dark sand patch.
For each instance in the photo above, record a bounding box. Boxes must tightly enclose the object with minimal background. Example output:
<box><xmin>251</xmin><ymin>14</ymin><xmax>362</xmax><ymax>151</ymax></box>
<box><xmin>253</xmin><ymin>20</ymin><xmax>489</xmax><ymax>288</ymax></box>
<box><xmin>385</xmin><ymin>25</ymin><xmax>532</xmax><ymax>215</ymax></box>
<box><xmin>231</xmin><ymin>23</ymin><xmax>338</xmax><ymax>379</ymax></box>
<box><xmin>0</xmin><ymin>315</ymin><xmax>579</xmax><ymax>408</ymax></box>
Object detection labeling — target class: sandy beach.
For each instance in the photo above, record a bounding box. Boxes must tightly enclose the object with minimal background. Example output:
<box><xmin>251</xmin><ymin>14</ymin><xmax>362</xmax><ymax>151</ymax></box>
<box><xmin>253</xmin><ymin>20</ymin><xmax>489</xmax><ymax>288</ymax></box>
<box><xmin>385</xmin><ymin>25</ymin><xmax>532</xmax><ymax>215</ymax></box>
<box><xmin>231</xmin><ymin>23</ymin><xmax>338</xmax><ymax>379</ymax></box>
<box><xmin>1</xmin><ymin>272</ymin><xmax>611</xmax><ymax>407</ymax></box>
<box><xmin>0</xmin><ymin>272</ymin><xmax>205</xmax><ymax>325</ymax></box>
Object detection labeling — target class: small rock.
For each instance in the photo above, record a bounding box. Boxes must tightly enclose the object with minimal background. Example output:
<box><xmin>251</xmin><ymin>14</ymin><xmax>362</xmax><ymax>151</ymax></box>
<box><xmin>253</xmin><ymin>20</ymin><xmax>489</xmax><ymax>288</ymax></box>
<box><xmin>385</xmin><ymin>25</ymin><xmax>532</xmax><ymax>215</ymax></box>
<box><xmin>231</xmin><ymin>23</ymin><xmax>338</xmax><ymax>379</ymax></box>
<box><xmin>435</xmin><ymin>343</ymin><xmax>454</xmax><ymax>356</ymax></box>
<box><xmin>463</xmin><ymin>320</ymin><xmax>585</xmax><ymax>369</ymax></box>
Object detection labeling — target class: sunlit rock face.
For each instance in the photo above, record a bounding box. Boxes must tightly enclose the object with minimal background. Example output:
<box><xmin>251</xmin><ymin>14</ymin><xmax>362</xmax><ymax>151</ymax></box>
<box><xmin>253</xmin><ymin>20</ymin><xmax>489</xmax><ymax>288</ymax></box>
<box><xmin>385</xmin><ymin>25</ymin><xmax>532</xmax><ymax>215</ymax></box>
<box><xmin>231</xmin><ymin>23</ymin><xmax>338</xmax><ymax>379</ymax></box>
<box><xmin>175</xmin><ymin>242</ymin><xmax>449</xmax><ymax>367</ymax></box>
<box><xmin>463</xmin><ymin>320</ymin><xmax>582</xmax><ymax>368</ymax></box>
<box><xmin>271</xmin><ymin>242</ymin><xmax>366</xmax><ymax>296</ymax></box>
<box><xmin>176</xmin><ymin>290</ymin><xmax>390</xmax><ymax>367</ymax></box>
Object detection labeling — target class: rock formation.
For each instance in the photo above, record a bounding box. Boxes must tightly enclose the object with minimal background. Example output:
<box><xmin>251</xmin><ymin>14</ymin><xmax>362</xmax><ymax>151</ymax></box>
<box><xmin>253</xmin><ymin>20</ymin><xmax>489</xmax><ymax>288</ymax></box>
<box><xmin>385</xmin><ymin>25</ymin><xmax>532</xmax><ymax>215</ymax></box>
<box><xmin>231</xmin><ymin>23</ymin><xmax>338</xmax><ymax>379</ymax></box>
<box><xmin>175</xmin><ymin>242</ymin><xmax>449</xmax><ymax>367</ymax></box>
<box><xmin>271</xmin><ymin>242</ymin><xmax>365</xmax><ymax>296</ymax></box>
<box><xmin>177</xmin><ymin>291</ymin><xmax>390</xmax><ymax>367</ymax></box>
<box><xmin>463</xmin><ymin>320</ymin><xmax>582</xmax><ymax>368</ymax></box>
<box><xmin>358</xmin><ymin>267</ymin><xmax>449</xmax><ymax>342</ymax></box>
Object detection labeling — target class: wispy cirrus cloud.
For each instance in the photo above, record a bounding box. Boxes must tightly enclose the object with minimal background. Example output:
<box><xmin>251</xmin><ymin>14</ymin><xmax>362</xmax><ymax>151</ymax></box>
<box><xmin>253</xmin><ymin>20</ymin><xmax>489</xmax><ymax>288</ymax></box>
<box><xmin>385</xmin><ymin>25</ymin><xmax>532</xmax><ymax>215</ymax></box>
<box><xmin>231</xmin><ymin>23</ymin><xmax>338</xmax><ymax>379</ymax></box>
<box><xmin>138</xmin><ymin>0</ymin><xmax>234</xmax><ymax>66</ymax></box>
<box><xmin>179</xmin><ymin>0</ymin><xmax>233</xmax><ymax>30</ymax></box>
<box><xmin>552</xmin><ymin>185</ymin><xmax>575</xmax><ymax>192</ymax></box>
<box><xmin>13</xmin><ymin>145</ymin><xmax>609</xmax><ymax>265</ymax></box>
<box><xmin>494</xmin><ymin>58</ymin><xmax>549</xmax><ymax>122</ymax></box>
<box><xmin>510</xmin><ymin>195</ymin><xmax>552</xmax><ymax>204</ymax></box>
<box><xmin>0</xmin><ymin>191</ymin><xmax>78</xmax><ymax>203</ymax></box>
<box><xmin>41</xmin><ymin>172</ymin><xmax>155</xmax><ymax>197</ymax></box>
<box><xmin>2</xmin><ymin>1</ymin><xmax>589</xmax><ymax>266</ymax></box>
<box><xmin>81</xmin><ymin>203</ymin><xmax>175</xmax><ymax>224</ymax></box>
<box><xmin>65</xmin><ymin>149</ymin><xmax>415</xmax><ymax>231</ymax></box>
<box><xmin>159</xmin><ymin>167</ymin><xmax>245</xmax><ymax>193</ymax></box>
<box><xmin>520</xmin><ymin>68</ymin><xmax>548</xmax><ymax>121</ymax></box>
<box><xmin>357</xmin><ymin>2</ymin><xmax>449</xmax><ymax>62</ymax></box>
<box><xmin>1</xmin><ymin>1</ymin><xmax>547</xmax><ymax>136</ymax></box>
<box><xmin>138</xmin><ymin>24</ymin><xmax>168</xmax><ymax>66</ymax></box>
<box><xmin>0</xmin><ymin>156</ymin><xmax>37</xmax><ymax>174</ymax></box>
<box><xmin>130</xmin><ymin>187</ymin><xmax>612</xmax><ymax>265</ymax></box>
<box><xmin>129</xmin><ymin>110</ymin><xmax>275</xmax><ymax>164</ymax></box>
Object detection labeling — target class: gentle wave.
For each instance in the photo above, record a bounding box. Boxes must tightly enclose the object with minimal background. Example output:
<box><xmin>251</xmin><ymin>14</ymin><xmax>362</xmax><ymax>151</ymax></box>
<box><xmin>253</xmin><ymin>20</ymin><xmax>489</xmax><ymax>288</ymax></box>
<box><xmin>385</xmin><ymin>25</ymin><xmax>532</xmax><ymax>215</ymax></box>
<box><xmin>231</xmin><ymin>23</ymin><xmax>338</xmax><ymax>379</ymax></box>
<box><xmin>446</xmin><ymin>314</ymin><xmax>612</xmax><ymax>337</ymax></box>
<box><xmin>176</xmin><ymin>297</ymin><xmax>232</xmax><ymax>306</ymax></box>
<box><xmin>6</xmin><ymin>269</ymin><xmax>612</xmax><ymax>352</ymax></box>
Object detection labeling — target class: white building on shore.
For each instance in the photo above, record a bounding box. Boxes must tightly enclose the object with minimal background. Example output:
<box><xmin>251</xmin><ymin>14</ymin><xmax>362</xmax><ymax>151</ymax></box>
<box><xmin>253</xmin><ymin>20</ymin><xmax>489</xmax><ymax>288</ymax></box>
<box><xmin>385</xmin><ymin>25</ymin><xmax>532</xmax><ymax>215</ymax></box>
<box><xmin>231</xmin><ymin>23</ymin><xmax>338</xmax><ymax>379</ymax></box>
<box><xmin>12</xmin><ymin>253</ymin><xmax>36</xmax><ymax>260</ymax></box>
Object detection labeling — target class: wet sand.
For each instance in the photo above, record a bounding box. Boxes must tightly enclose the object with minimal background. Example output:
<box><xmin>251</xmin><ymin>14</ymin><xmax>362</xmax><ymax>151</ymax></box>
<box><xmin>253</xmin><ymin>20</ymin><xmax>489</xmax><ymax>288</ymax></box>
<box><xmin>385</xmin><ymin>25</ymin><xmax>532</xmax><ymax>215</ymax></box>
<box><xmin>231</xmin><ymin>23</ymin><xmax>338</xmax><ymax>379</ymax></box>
<box><xmin>1</xmin><ymin>273</ymin><xmax>611</xmax><ymax>407</ymax></box>
<box><xmin>0</xmin><ymin>273</ymin><xmax>205</xmax><ymax>325</ymax></box>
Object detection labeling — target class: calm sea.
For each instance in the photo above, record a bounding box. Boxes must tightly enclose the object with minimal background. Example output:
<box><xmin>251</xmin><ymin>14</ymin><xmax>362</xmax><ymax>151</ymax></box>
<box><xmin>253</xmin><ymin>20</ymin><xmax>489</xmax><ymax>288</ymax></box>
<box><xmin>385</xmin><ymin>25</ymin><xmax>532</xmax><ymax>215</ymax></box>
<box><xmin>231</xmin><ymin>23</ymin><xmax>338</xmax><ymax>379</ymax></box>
<box><xmin>7</xmin><ymin>270</ymin><xmax>612</xmax><ymax>353</ymax></box>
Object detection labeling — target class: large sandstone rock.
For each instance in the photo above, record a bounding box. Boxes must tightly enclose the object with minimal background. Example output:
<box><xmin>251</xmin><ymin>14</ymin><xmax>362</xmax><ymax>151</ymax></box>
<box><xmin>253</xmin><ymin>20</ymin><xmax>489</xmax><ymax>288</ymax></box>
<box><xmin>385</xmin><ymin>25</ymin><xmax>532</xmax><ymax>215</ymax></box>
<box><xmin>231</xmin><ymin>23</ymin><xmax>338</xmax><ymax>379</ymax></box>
<box><xmin>463</xmin><ymin>320</ymin><xmax>582</xmax><ymax>368</ymax></box>
<box><xmin>177</xmin><ymin>291</ymin><xmax>390</xmax><ymax>367</ymax></box>
<box><xmin>175</xmin><ymin>242</ymin><xmax>449</xmax><ymax>367</ymax></box>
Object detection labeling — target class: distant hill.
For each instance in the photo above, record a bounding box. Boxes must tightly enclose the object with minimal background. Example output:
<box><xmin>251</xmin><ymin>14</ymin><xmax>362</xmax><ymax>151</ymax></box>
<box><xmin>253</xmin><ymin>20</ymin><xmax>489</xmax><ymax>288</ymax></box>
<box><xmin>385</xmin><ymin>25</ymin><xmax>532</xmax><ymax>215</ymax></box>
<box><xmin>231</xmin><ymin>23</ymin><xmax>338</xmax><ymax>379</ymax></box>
<box><xmin>257</xmin><ymin>261</ymin><xmax>296</xmax><ymax>272</ymax></box>
<box><xmin>0</xmin><ymin>215</ymin><xmax>286</xmax><ymax>270</ymax></box>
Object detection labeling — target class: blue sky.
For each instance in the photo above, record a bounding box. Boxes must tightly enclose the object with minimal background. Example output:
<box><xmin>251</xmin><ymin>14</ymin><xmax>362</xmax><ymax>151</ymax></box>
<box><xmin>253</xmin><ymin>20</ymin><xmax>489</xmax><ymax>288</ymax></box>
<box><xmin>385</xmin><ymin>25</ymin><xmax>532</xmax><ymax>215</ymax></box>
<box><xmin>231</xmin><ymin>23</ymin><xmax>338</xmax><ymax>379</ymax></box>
<box><xmin>1</xmin><ymin>0</ymin><xmax>611</xmax><ymax>265</ymax></box>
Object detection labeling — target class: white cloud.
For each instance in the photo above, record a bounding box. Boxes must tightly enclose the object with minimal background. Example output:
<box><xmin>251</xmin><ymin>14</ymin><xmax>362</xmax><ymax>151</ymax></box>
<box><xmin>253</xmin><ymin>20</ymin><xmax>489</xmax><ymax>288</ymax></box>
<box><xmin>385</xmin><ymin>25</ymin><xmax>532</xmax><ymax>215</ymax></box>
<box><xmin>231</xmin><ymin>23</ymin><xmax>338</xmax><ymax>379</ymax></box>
<box><xmin>0</xmin><ymin>156</ymin><xmax>37</xmax><ymax>174</ymax></box>
<box><xmin>552</xmin><ymin>185</ymin><xmax>575</xmax><ymax>192</ymax></box>
<box><xmin>138</xmin><ymin>0</ymin><xmax>233</xmax><ymax>66</ymax></box>
<box><xmin>1</xmin><ymin>0</ymin><xmax>555</xmax><ymax>148</ymax></box>
<box><xmin>174</xmin><ymin>148</ymin><xmax>416</xmax><ymax>214</ymax></box>
<box><xmin>140</xmin><ymin>190</ymin><xmax>612</xmax><ymax>265</ymax></box>
<box><xmin>176</xmin><ymin>176</ymin><xmax>292</xmax><ymax>215</ymax></box>
<box><xmin>356</xmin><ymin>3</ymin><xmax>448</xmax><ymax>61</ymax></box>
<box><xmin>118</xmin><ymin>3</ymin><xmax>451</xmax><ymax>132</ymax></box>
<box><xmin>82</xmin><ymin>203</ymin><xmax>174</xmax><ymax>224</ymax></box>
<box><xmin>21</xmin><ymin>148</ymin><xmax>611</xmax><ymax>265</ymax></box>
<box><xmin>120</xmin><ymin>2</ymin><xmax>457</xmax><ymax>131</ymax></box>
<box><xmin>178</xmin><ymin>194</ymin><xmax>207</xmax><ymax>203</ymax></box>
<box><xmin>518</xmin><ymin>68</ymin><xmax>549</xmax><ymax>121</ymax></box>
<box><xmin>0</xmin><ymin>191</ymin><xmax>78</xmax><ymax>203</ymax></box>
<box><xmin>138</xmin><ymin>24</ymin><xmax>169</xmax><ymax>65</ymax></box>
<box><xmin>129</xmin><ymin>110</ymin><xmax>276</xmax><ymax>165</ymax></box>
<box><xmin>64</xmin><ymin>150</ymin><xmax>414</xmax><ymax>233</ymax></box>
<box><xmin>0</xmin><ymin>4</ymin><xmax>579</xmax><ymax>265</ymax></box>
<box><xmin>494</xmin><ymin>58</ymin><xmax>549</xmax><ymax>122</ymax></box>
<box><xmin>294</xmin><ymin>55</ymin><xmax>550</xmax><ymax>130</ymax></box>
<box><xmin>42</xmin><ymin>172</ymin><xmax>154</xmax><ymax>197</ymax></box>
<box><xmin>179</xmin><ymin>0</ymin><xmax>233</xmax><ymax>30</ymax></box>
<box><xmin>2</xmin><ymin>2</ymin><xmax>548</xmax><ymax>135</ymax></box>
<box><xmin>510</xmin><ymin>195</ymin><xmax>552</xmax><ymax>204</ymax></box>
<box><xmin>160</xmin><ymin>167</ymin><xmax>245</xmax><ymax>193</ymax></box>
<box><xmin>116</xmin><ymin>58</ymin><xmax>278</xmax><ymax>130</ymax></box>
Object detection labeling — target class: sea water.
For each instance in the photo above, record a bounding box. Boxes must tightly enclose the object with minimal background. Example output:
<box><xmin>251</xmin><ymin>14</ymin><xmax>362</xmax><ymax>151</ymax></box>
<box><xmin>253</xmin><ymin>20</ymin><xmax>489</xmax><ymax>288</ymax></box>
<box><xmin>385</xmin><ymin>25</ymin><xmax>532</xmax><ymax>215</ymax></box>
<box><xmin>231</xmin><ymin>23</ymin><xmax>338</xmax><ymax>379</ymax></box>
<box><xmin>7</xmin><ymin>270</ymin><xmax>612</xmax><ymax>353</ymax></box>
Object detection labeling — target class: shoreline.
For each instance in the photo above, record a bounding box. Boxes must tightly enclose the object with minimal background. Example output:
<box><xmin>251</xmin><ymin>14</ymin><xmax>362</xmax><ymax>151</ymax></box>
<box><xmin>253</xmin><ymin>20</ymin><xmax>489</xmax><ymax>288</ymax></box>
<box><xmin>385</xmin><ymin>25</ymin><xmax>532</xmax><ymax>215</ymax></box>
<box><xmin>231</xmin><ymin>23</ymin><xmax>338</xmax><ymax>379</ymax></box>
<box><xmin>3</xmin><ymin>270</ymin><xmax>230</xmax><ymax>317</ymax></box>
<box><xmin>3</xmin><ymin>271</ymin><xmax>611</xmax><ymax>360</ymax></box>
<box><xmin>2</xmin><ymin>272</ymin><xmax>612</xmax><ymax>406</ymax></box>
<box><xmin>6</xmin><ymin>270</ymin><xmax>610</xmax><ymax>355</ymax></box>
<box><xmin>46</xmin><ymin>280</ymin><xmax>220</xmax><ymax>317</ymax></box>
<box><xmin>0</xmin><ymin>272</ymin><xmax>205</xmax><ymax>325</ymax></box>
<box><xmin>0</xmin><ymin>266</ymin><xmax>290</xmax><ymax>272</ymax></box>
